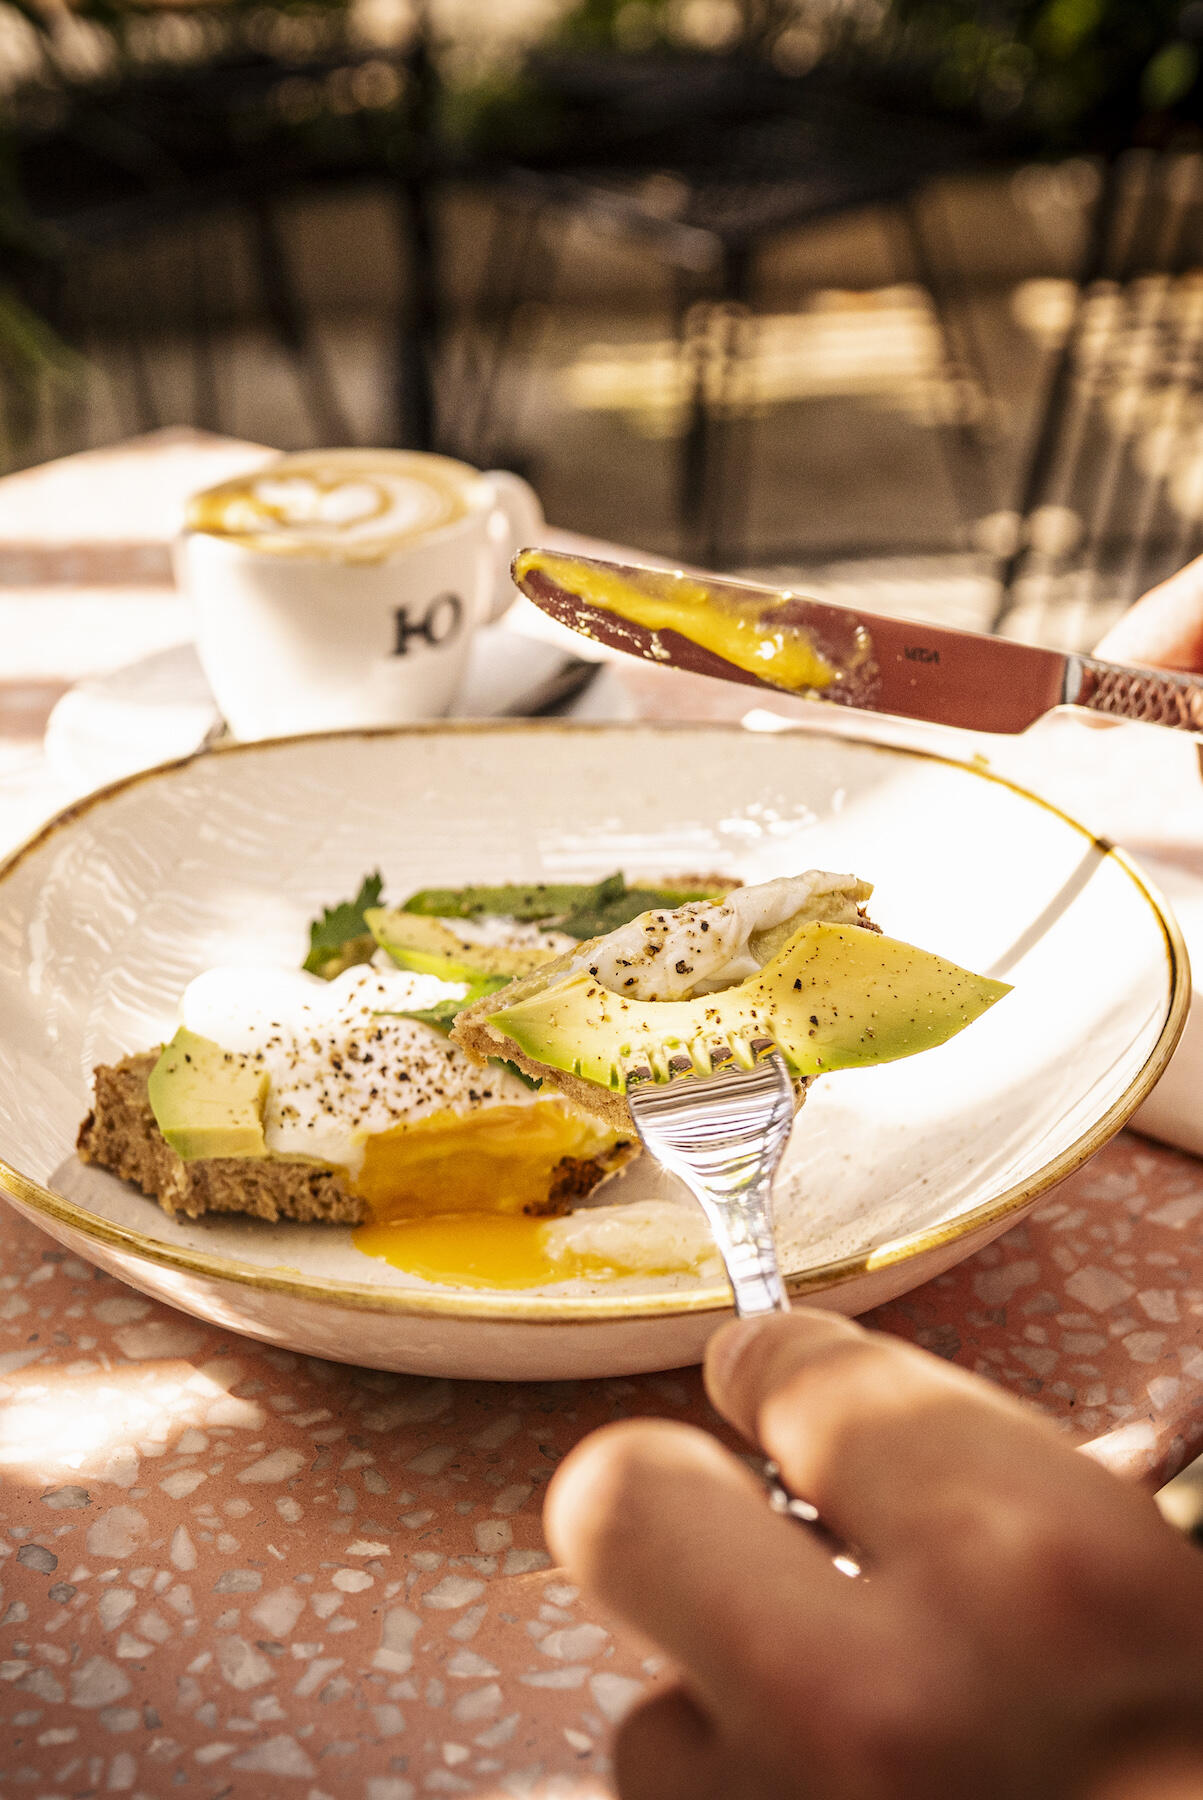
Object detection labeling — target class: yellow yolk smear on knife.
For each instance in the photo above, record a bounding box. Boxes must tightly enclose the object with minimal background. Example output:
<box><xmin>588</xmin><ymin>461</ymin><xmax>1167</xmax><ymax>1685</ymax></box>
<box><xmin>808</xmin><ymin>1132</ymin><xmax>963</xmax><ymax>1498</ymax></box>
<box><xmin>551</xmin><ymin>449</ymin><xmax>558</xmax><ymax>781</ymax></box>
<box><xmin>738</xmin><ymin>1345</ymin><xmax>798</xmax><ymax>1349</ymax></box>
<box><xmin>516</xmin><ymin>549</ymin><xmax>837</xmax><ymax>694</ymax></box>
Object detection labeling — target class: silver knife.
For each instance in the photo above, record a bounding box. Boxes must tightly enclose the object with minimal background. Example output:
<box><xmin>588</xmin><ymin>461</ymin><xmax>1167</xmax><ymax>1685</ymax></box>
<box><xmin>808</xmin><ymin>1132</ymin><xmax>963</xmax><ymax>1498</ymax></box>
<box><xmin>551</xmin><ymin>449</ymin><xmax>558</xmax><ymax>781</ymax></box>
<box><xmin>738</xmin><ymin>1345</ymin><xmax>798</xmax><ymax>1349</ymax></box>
<box><xmin>512</xmin><ymin>548</ymin><xmax>1203</xmax><ymax>736</ymax></box>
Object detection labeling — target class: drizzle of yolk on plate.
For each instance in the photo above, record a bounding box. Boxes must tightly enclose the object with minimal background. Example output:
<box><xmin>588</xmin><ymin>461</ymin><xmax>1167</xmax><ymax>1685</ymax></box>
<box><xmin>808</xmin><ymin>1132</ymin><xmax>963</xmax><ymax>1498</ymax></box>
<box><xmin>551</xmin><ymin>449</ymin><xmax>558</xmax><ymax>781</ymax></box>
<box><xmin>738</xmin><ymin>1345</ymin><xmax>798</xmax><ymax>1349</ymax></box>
<box><xmin>348</xmin><ymin>1099</ymin><xmax>639</xmax><ymax>1286</ymax></box>
<box><xmin>353</xmin><ymin>1211</ymin><xmax>623</xmax><ymax>1289</ymax></box>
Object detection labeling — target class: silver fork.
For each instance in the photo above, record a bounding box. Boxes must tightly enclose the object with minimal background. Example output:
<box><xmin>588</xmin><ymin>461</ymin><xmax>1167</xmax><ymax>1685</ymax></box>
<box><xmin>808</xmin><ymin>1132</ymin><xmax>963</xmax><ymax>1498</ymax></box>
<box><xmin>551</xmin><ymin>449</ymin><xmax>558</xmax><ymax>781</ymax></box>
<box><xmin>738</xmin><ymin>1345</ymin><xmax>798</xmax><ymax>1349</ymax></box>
<box><xmin>628</xmin><ymin>1050</ymin><xmax>861</xmax><ymax>1569</ymax></box>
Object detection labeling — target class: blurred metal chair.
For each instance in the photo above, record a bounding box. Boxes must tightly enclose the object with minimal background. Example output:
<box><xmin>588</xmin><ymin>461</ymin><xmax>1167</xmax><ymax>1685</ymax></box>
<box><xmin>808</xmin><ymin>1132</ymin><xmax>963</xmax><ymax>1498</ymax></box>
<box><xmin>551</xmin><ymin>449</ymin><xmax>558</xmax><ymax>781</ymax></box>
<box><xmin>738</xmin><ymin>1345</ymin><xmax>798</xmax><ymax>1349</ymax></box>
<box><xmin>8</xmin><ymin>12</ymin><xmax>440</xmax><ymax>455</ymax></box>
<box><xmin>438</xmin><ymin>52</ymin><xmax>1002</xmax><ymax>568</ymax></box>
<box><xmin>992</xmin><ymin>149</ymin><xmax>1203</xmax><ymax>645</ymax></box>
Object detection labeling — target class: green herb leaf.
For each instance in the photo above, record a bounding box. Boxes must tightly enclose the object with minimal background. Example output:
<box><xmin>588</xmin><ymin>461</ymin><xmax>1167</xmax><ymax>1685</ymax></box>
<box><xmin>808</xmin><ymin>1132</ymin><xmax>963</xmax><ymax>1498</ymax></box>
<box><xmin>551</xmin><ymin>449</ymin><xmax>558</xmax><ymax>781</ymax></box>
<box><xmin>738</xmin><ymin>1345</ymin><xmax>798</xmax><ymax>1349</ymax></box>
<box><xmin>385</xmin><ymin>1001</ymin><xmax>460</xmax><ymax>1031</ymax></box>
<box><xmin>401</xmin><ymin>879</ymin><xmax>621</xmax><ymax>922</ymax></box>
<box><xmin>304</xmin><ymin>872</ymin><xmax>385</xmax><ymax>979</ymax></box>
<box><xmin>400</xmin><ymin>872</ymin><xmax>731</xmax><ymax>938</ymax></box>
<box><xmin>555</xmin><ymin>878</ymin><xmax>730</xmax><ymax>939</ymax></box>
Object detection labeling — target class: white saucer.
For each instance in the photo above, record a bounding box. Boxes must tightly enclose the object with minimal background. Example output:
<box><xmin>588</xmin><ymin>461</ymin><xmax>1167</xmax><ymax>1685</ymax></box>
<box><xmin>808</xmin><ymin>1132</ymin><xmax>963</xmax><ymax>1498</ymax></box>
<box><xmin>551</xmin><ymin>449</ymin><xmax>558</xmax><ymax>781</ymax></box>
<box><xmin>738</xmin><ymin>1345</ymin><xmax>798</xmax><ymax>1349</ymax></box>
<box><xmin>43</xmin><ymin>627</ymin><xmax>606</xmax><ymax>791</ymax></box>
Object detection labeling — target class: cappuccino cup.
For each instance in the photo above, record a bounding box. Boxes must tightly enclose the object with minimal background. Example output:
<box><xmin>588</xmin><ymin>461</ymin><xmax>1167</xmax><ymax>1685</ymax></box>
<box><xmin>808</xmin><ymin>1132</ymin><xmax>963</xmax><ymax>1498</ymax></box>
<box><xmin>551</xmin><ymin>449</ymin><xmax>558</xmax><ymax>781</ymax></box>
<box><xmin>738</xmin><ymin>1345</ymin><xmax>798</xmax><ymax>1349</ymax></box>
<box><xmin>176</xmin><ymin>449</ymin><xmax>543</xmax><ymax>740</ymax></box>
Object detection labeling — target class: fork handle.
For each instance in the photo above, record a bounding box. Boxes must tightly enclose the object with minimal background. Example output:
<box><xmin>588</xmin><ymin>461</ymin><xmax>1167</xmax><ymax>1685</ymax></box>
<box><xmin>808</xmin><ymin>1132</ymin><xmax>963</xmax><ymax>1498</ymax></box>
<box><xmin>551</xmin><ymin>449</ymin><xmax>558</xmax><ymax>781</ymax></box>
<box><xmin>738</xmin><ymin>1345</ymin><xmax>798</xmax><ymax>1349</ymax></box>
<box><xmin>701</xmin><ymin>1188</ymin><xmax>826</xmax><ymax>1524</ymax></box>
<box><xmin>676</xmin><ymin>1179</ymin><xmax>834</xmax><ymax>1524</ymax></box>
<box><xmin>700</xmin><ymin>1173</ymin><xmax>790</xmax><ymax>1318</ymax></box>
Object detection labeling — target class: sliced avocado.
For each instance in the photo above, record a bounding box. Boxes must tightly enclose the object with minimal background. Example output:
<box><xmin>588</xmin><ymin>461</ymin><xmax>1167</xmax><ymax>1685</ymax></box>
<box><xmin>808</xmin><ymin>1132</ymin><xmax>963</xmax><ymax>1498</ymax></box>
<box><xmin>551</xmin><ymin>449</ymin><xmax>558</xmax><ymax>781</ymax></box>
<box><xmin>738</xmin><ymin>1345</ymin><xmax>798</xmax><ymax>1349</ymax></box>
<box><xmin>147</xmin><ymin>1027</ymin><xmax>269</xmax><ymax>1161</ymax></box>
<box><xmin>364</xmin><ymin>908</ymin><xmax>554</xmax><ymax>984</ymax></box>
<box><xmin>483</xmin><ymin>921</ymin><xmax>1010</xmax><ymax>1091</ymax></box>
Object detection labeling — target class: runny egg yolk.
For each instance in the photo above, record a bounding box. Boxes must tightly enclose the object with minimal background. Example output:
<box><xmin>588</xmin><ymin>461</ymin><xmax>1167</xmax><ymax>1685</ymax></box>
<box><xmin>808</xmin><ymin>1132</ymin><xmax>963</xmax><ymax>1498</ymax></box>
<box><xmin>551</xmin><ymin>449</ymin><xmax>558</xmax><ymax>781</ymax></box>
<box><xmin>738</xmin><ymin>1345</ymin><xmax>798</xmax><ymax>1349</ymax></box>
<box><xmin>350</xmin><ymin>1099</ymin><xmax>617</xmax><ymax>1217</ymax></box>
<box><xmin>348</xmin><ymin>1098</ymin><xmax>638</xmax><ymax>1288</ymax></box>
<box><xmin>353</xmin><ymin>1212</ymin><xmax>630</xmax><ymax>1289</ymax></box>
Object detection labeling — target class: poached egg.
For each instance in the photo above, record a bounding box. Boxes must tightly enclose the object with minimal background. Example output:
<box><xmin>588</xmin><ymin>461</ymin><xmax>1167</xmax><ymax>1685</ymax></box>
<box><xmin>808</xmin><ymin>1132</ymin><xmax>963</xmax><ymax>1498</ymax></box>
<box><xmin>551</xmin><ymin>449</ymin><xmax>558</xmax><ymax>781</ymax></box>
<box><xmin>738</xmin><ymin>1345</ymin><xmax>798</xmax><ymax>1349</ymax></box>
<box><xmin>177</xmin><ymin>961</ymin><xmax>713</xmax><ymax>1289</ymax></box>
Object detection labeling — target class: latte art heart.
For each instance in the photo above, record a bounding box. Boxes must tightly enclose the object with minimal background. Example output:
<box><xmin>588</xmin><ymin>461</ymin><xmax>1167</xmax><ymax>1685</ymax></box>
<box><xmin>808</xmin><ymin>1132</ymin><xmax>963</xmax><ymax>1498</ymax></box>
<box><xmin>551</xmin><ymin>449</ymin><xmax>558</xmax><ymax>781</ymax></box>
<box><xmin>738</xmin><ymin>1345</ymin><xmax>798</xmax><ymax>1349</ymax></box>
<box><xmin>186</xmin><ymin>450</ymin><xmax>483</xmax><ymax>562</ymax></box>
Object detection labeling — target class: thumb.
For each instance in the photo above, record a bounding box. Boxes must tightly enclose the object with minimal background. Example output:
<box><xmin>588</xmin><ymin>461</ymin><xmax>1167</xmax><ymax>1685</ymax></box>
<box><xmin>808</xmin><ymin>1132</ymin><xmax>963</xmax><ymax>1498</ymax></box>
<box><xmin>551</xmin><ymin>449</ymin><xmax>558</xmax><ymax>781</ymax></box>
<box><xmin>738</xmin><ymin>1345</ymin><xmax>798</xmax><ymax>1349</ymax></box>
<box><xmin>1094</xmin><ymin>554</ymin><xmax>1203</xmax><ymax>671</ymax></box>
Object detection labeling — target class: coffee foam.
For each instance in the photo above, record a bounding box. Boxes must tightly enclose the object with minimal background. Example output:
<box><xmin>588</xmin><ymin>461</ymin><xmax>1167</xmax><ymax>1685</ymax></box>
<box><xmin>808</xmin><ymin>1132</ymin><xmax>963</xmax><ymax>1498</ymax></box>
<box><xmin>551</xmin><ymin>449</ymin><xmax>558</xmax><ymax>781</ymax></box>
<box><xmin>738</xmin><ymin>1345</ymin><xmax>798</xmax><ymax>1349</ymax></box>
<box><xmin>186</xmin><ymin>450</ymin><xmax>482</xmax><ymax>561</ymax></box>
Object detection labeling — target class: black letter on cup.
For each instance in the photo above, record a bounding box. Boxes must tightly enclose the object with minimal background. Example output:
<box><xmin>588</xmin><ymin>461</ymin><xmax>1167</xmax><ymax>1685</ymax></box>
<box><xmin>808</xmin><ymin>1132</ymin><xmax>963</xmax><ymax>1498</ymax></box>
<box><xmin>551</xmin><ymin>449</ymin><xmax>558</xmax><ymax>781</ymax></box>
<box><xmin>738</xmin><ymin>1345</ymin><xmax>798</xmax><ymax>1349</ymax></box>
<box><xmin>393</xmin><ymin>592</ymin><xmax>465</xmax><ymax>655</ymax></box>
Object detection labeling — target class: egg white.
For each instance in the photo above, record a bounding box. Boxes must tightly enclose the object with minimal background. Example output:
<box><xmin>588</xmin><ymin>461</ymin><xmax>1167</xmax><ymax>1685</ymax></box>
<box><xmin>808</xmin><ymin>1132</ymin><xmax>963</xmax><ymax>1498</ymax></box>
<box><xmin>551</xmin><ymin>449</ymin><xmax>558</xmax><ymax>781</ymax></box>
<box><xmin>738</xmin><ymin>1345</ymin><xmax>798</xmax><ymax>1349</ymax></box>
<box><xmin>577</xmin><ymin>870</ymin><xmax>873</xmax><ymax>1000</ymax></box>
<box><xmin>179</xmin><ymin>964</ymin><xmax>541</xmax><ymax>1174</ymax></box>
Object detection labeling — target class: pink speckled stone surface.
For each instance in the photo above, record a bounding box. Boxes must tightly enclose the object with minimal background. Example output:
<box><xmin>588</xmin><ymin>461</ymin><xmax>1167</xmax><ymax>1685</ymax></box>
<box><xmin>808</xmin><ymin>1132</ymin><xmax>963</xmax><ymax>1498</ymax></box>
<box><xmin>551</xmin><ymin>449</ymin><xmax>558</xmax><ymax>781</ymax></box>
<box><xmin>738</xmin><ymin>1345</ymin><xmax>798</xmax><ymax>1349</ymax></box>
<box><xmin>0</xmin><ymin>1131</ymin><xmax>1200</xmax><ymax>1796</ymax></box>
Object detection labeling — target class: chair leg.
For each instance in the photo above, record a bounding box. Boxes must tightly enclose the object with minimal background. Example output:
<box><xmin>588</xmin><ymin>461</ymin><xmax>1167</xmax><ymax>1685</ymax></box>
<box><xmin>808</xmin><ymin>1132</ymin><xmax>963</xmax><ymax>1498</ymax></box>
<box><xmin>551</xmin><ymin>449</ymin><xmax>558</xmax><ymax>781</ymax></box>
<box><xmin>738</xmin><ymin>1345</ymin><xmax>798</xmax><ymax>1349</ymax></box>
<box><xmin>989</xmin><ymin>157</ymin><xmax>1126</xmax><ymax>631</ymax></box>
<box><xmin>895</xmin><ymin>191</ymin><xmax>996</xmax><ymax>540</ymax></box>
<box><xmin>86</xmin><ymin>243</ymin><xmax>160</xmax><ymax>439</ymax></box>
<box><xmin>188</xmin><ymin>221</ymin><xmax>220</xmax><ymax>435</ymax></box>
<box><xmin>674</xmin><ymin>279</ymin><xmax>714</xmax><ymax>556</ymax></box>
<box><xmin>715</xmin><ymin>243</ymin><xmax>760</xmax><ymax>569</ymax></box>
<box><xmin>676</xmin><ymin>242</ymin><xmax>755</xmax><ymax>569</ymax></box>
<box><xmin>447</xmin><ymin>191</ymin><xmax>557</xmax><ymax>468</ymax></box>
<box><xmin>1059</xmin><ymin>157</ymin><xmax>1191</xmax><ymax>631</ymax></box>
<box><xmin>486</xmin><ymin>202</ymin><xmax>565</xmax><ymax>472</ymax></box>
<box><xmin>706</xmin><ymin>298</ymin><xmax>757</xmax><ymax>569</ymax></box>
<box><xmin>910</xmin><ymin>181</ymin><xmax>1000</xmax><ymax>417</ymax></box>
<box><xmin>436</xmin><ymin>196</ymin><xmax>517</xmax><ymax>460</ymax></box>
<box><xmin>246</xmin><ymin>196</ymin><xmax>354</xmax><ymax>446</ymax></box>
<box><xmin>1113</xmin><ymin>152</ymin><xmax>1203</xmax><ymax>607</ymax></box>
<box><xmin>1159</xmin><ymin>263</ymin><xmax>1203</xmax><ymax>591</ymax></box>
<box><xmin>394</xmin><ymin>174</ymin><xmax>440</xmax><ymax>450</ymax></box>
<box><xmin>125</xmin><ymin>333</ymin><xmax>161</xmax><ymax>437</ymax></box>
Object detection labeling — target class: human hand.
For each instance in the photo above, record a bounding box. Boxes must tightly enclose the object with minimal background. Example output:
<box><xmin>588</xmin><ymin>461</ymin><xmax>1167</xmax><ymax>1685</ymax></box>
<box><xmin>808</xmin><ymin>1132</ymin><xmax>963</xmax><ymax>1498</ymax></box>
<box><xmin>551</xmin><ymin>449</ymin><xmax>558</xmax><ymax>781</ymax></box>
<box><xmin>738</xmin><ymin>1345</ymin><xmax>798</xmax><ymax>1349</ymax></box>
<box><xmin>1095</xmin><ymin>553</ymin><xmax>1203</xmax><ymax>671</ymax></box>
<box><xmin>544</xmin><ymin>1310</ymin><xmax>1203</xmax><ymax>1800</ymax></box>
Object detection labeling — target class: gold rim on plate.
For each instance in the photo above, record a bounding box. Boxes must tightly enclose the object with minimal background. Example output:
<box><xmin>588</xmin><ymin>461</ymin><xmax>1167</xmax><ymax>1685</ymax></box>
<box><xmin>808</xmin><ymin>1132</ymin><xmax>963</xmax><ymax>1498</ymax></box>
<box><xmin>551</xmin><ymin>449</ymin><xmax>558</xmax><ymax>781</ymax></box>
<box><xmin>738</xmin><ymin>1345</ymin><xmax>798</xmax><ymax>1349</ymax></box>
<box><xmin>0</xmin><ymin>720</ymin><xmax>1189</xmax><ymax>1325</ymax></box>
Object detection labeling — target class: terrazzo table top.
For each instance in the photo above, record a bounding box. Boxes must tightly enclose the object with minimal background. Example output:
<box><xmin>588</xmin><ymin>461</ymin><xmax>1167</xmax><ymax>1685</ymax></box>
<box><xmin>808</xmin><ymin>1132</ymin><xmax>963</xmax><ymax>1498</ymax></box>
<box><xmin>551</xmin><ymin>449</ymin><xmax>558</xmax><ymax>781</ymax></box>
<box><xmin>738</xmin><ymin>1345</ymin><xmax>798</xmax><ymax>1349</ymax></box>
<box><xmin>0</xmin><ymin>1134</ymin><xmax>1200</xmax><ymax>1798</ymax></box>
<box><xmin>1</xmin><ymin>433</ymin><xmax>1202</xmax><ymax>1797</ymax></box>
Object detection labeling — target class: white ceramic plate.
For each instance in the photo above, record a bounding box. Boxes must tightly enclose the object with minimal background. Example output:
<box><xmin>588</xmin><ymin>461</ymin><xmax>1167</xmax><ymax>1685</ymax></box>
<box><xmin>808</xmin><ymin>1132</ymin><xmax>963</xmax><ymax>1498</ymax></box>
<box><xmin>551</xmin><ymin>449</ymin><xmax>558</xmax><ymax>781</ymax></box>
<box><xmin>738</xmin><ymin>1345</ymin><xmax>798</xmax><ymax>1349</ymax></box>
<box><xmin>0</xmin><ymin>723</ymin><xmax>1186</xmax><ymax>1378</ymax></box>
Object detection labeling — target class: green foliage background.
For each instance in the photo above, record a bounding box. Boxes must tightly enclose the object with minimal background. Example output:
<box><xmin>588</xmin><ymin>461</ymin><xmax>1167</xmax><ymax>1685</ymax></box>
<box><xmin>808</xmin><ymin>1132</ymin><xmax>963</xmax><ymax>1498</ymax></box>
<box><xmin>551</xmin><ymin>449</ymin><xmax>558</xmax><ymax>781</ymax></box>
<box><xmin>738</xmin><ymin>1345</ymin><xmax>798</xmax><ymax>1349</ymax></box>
<box><xmin>0</xmin><ymin>0</ymin><xmax>1199</xmax><ymax>436</ymax></box>
<box><xmin>883</xmin><ymin>0</ymin><xmax>1203</xmax><ymax>148</ymax></box>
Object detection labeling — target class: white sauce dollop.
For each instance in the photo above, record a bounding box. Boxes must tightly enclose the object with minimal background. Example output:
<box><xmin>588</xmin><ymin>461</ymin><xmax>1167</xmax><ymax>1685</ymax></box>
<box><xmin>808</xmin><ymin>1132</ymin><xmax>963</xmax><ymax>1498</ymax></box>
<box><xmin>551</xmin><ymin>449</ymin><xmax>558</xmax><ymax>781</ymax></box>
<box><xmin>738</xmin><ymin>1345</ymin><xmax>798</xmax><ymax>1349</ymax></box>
<box><xmin>543</xmin><ymin>1199</ymin><xmax>721</xmax><ymax>1277</ymax></box>
<box><xmin>452</xmin><ymin>914</ymin><xmax>577</xmax><ymax>954</ymax></box>
<box><xmin>575</xmin><ymin>870</ymin><xmax>872</xmax><ymax>1001</ymax></box>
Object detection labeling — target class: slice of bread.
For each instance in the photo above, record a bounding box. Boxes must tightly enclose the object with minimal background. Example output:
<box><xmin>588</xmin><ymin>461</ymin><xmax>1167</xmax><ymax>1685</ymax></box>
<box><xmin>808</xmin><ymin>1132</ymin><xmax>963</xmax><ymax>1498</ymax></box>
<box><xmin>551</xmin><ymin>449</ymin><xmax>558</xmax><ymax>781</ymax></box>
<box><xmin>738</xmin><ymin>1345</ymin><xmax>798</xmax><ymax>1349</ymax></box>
<box><xmin>76</xmin><ymin>877</ymin><xmax>742</xmax><ymax>1221</ymax></box>
<box><xmin>78</xmin><ymin>1053</ymin><xmax>366</xmax><ymax>1223</ymax></box>
<box><xmin>76</xmin><ymin>1051</ymin><xmax>628</xmax><ymax>1225</ymax></box>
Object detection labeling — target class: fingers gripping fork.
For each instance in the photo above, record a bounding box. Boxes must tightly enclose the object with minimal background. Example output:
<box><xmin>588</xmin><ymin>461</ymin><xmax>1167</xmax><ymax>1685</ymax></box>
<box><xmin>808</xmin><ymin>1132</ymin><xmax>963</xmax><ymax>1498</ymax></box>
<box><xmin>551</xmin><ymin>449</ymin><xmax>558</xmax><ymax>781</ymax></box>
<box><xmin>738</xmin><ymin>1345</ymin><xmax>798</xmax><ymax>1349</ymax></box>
<box><xmin>627</xmin><ymin>1052</ymin><xmax>844</xmax><ymax>1543</ymax></box>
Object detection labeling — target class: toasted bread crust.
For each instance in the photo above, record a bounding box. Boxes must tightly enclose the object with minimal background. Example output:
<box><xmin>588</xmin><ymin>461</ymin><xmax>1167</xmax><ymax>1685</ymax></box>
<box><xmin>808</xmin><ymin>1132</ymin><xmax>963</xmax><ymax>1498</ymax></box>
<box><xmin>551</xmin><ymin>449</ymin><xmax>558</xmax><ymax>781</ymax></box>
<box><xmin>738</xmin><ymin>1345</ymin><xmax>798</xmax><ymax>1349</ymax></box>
<box><xmin>77</xmin><ymin>1053</ymin><xmax>367</xmax><ymax>1223</ymax></box>
<box><xmin>77</xmin><ymin>1053</ymin><xmax>626</xmax><ymax>1224</ymax></box>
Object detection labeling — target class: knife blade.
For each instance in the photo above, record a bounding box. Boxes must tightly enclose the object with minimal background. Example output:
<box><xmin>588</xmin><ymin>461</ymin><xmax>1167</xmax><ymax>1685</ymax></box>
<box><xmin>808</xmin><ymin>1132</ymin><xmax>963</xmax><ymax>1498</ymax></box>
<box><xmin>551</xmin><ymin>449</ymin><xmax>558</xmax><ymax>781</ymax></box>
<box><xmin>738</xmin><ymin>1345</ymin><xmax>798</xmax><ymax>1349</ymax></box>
<box><xmin>512</xmin><ymin>548</ymin><xmax>1203</xmax><ymax>737</ymax></box>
